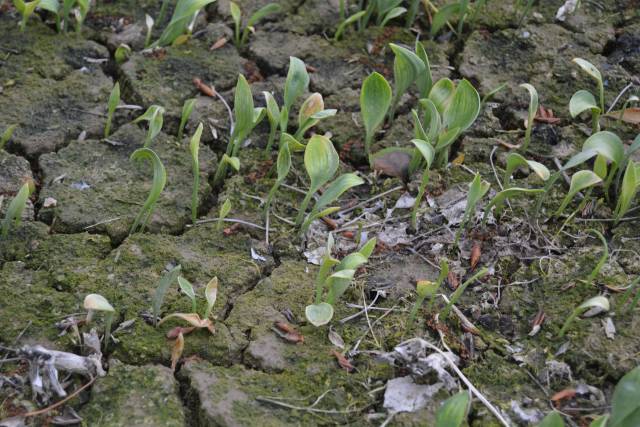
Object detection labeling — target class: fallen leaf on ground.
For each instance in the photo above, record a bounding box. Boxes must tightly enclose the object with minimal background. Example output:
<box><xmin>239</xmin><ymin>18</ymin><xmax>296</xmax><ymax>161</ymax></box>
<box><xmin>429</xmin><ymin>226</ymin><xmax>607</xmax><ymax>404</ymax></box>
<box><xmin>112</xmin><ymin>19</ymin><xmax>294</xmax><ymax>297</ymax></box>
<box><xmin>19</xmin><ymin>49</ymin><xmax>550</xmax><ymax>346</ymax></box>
<box><xmin>170</xmin><ymin>332</ymin><xmax>184</xmax><ymax>372</ymax></box>
<box><xmin>534</xmin><ymin>105</ymin><xmax>561</xmax><ymax>124</ymax></box>
<box><xmin>273</xmin><ymin>321</ymin><xmax>304</xmax><ymax>344</ymax></box>
<box><xmin>470</xmin><ymin>241</ymin><xmax>482</xmax><ymax>270</ymax></box>
<box><xmin>447</xmin><ymin>271</ymin><xmax>459</xmax><ymax>290</ymax></box>
<box><xmin>551</xmin><ymin>388</ymin><xmax>576</xmax><ymax>403</ymax></box>
<box><xmin>604</xmin><ymin>107</ymin><xmax>640</xmax><ymax>125</ymax></box>
<box><xmin>209</xmin><ymin>37</ymin><xmax>227</xmax><ymax>51</ymax></box>
<box><xmin>528</xmin><ymin>310</ymin><xmax>545</xmax><ymax>337</ymax></box>
<box><xmin>193</xmin><ymin>78</ymin><xmax>216</xmax><ymax>97</ymax></box>
<box><xmin>331</xmin><ymin>350</ymin><xmax>354</xmax><ymax>372</ymax></box>
<box><xmin>166</xmin><ymin>326</ymin><xmax>196</xmax><ymax>339</ymax></box>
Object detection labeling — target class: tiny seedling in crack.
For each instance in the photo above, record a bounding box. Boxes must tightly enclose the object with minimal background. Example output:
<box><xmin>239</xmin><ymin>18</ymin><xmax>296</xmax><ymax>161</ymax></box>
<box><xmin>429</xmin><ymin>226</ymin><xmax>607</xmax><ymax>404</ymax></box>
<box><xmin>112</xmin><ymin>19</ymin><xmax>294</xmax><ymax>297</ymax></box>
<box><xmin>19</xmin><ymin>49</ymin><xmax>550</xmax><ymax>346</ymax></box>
<box><xmin>230</xmin><ymin>2</ymin><xmax>281</xmax><ymax>48</ymax></box>
<box><xmin>213</xmin><ymin>74</ymin><xmax>265</xmax><ymax>187</ymax></box>
<box><xmin>115</xmin><ymin>44</ymin><xmax>132</xmax><ymax>63</ymax></box>
<box><xmin>104</xmin><ymin>82</ymin><xmax>120</xmax><ymax>138</ymax></box>
<box><xmin>360</xmin><ymin>72</ymin><xmax>392</xmax><ymax>167</ymax></box>
<box><xmin>519</xmin><ymin>83</ymin><xmax>538</xmax><ymax>151</ymax></box>
<box><xmin>0</xmin><ymin>124</ymin><xmax>17</xmax><ymax>151</ymax></box>
<box><xmin>178</xmin><ymin>98</ymin><xmax>196</xmax><ymax>141</ymax></box>
<box><xmin>158</xmin><ymin>276</ymin><xmax>218</xmax><ymax>333</ymax></box>
<box><xmin>435</xmin><ymin>391</ymin><xmax>470</xmax><ymax>427</ymax></box>
<box><xmin>144</xmin><ymin>14</ymin><xmax>154</xmax><ymax>47</ymax></box>
<box><xmin>334</xmin><ymin>10</ymin><xmax>366</xmax><ymax>41</ymax></box>
<box><xmin>440</xmin><ymin>267</ymin><xmax>489</xmax><ymax>320</ymax></box>
<box><xmin>388</xmin><ymin>43</ymin><xmax>425</xmax><ymax>123</ymax></box>
<box><xmin>152</xmin><ymin>264</ymin><xmax>182</xmax><ymax>327</ymax></box>
<box><xmin>296</xmin><ymin>135</ymin><xmax>364</xmax><ymax>235</ymax></box>
<box><xmin>481</xmin><ymin>187</ymin><xmax>544</xmax><ymax>226</ymax></box>
<box><xmin>410</xmin><ymin>138</ymin><xmax>435</xmax><ymax>230</ymax></box>
<box><xmin>294</xmin><ymin>93</ymin><xmax>336</xmax><ymax>140</ymax></box>
<box><xmin>189</xmin><ymin>122</ymin><xmax>203</xmax><ymax>224</ymax></box>
<box><xmin>584</xmin><ymin>229</ymin><xmax>608</xmax><ymax>286</ymax></box>
<box><xmin>133</xmin><ymin>105</ymin><xmax>165</xmax><ymax>148</ymax></box>
<box><xmin>305</xmin><ymin>234</ymin><xmax>376</xmax><ymax>327</ymax></box>
<box><xmin>455</xmin><ymin>173</ymin><xmax>490</xmax><ymax>244</ymax></box>
<box><xmin>129</xmin><ymin>148</ymin><xmax>167</xmax><ymax>234</ymax></box>
<box><xmin>217</xmin><ymin>199</ymin><xmax>231</xmax><ymax>231</ymax></box>
<box><xmin>153</xmin><ymin>0</ymin><xmax>216</xmax><ymax>47</ymax></box>
<box><xmin>83</xmin><ymin>293</ymin><xmax>115</xmax><ymax>352</ymax></box>
<box><xmin>554</xmin><ymin>170</ymin><xmax>602</xmax><ymax>217</ymax></box>
<box><xmin>1</xmin><ymin>179</ymin><xmax>34</xmax><ymax>238</ymax></box>
<box><xmin>407</xmin><ymin>259</ymin><xmax>448</xmax><ymax>330</ymax></box>
<box><xmin>558</xmin><ymin>295</ymin><xmax>609</xmax><ymax>337</ymax></box>
<box><xmin>503</xmin><ymin>152</ymin><xmax>550</xmax><ymax>188</ymax></box>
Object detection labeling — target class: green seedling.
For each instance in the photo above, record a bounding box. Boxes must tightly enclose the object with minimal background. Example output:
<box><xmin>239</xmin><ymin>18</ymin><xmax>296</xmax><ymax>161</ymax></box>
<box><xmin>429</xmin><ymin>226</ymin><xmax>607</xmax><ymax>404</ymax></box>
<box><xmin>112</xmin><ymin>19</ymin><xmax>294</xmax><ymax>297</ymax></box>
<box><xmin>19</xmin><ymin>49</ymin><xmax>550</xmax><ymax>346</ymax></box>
<box><xmin>558</xmin><ymin>295</ymin><xmax>609</xmax><ymax>337</ymax></box>
<box><xmin>1</xmin><ymin>180</ymin><xmax>34</xmax><ymax>238</ymax></box>
<box><xmin>220</xmin><ymin>153</ymin><xmax>240</xmax><ymax>173</ymax></box>
<box><xmin>503</xmin><ymin>152</ymin><xmax>550</xmax><ymax>188</ymax></box>
<box><xmin>104</xmin><ymin>82</ymin><xmax>120</xmax><ymax>138</ymax></box>
<box><xmin>415</xmin><ymin>41</ymin><xmax>433</xmax><ymax>98</ymax></box>
<box><xmin>359</xmin><ymin>0</ymin><xmax>406</xmax><ymax>29</ymax></box>
<box><xmin>407</xmin><ymin>259</ymin><xmax>449</xmax><ymax>329</ymax></box>
<box><xmin>570</xmin><ymin>89</ymin><xmax>601</xmax><ymax>133</ymax></box>
<box><xmin>177</xmin><ymin>276</ymin><xmax>197</xmax><ymax>313</ymax></box>
<box><xmin>1</xmin><ymin>124</ymin><xmax>17</xmax><ymax>151</ymax></box>
<box><xmin>410</xmin><ymin>139</ymin><xmax>435</xmax><ymax>230</ymax></box>
<box><xmin>609</xmin><ymin>365</ymin><xmax>640</xmax><ymax>427</ymax></box>
<box><xmin>133</xmin><ymin>105</ymin><xmax>165</xmax><ymax>147</ymax></box>
<box><xmin>388</xmin><ymin>43</ymin><xmax>425</xmax><ymax>122</ymax></box>
<box><xmin>555</xmin><ymin>170</ymin><xmax>602</xmax><ymax>217</ymax></box>
<box><xmin>360</xmin><ymin>72</ymin><xmax>392</xmax><ymax>167</ymax></box>
<box><xmin>152</xmin><ymin>264</ymin><xmax>182</xmax><ymax>326</ymax></box>
<box><xmin>305</xmin><ymin>234</ymin><xmax>376</xmax><ymax>327</ymax></box>
<box><xmin>405</xmin><ymin>0</ymin><xmax>420</xmax><ymax>27</ymax></box>
<box><xmin>13</xmin><ymin>0</ymin><xmax>41</xmax><ymax>31</ymax></box>
<box><xmin>178</xmin><ymin>98</ymin><xmax>196</xmax><ymax>141</ymax></box>
<box><xmin>153</xmin><ymin>0</ymin><xmax>216</xmax><ymax>47</ymax></box>
<box><xmin>621</xmin><ymin>276</ymin><xmax>640</xmax><ymax>313</ymax></box>
<box><xmin>157</xmin><ymin>0</ymin><xmax>171</xmax><ymax>25</ymax></box>
<box><xmin>189</xmin><ymin>123</ymin><xmax>203</xmax><ymax>224</ymax></box>
<box><xmin>213</xmin><ymin>75</ymin><xmax>265</xmax><ymax>186</ymax></box>
<box><xmin>429</xmin><ymin>0</ymin><xmax>484</xmax><ymax>37</ymax></box>
<box><xmin>455</xmin><ymin>173</ymin><xmax>490</xmax><ymax>244</ymax></box>
<box><xmin>538</xmin><ymin>411</ymin><xmax>565</xmax><ymax>427</ymax></box>
<box><xmin>129</xmin><ymin>148</ymin><xmax>167</xmax><ymax>234</ymax></box>
<box><xmin>573</xmin><ymin>58</ymin><xmax>605</xmax><ymax>113</ymax></box>
<box><xmin>263</xmin><ymin>91</ymin><xmax>280</xmax><ymax>152</ymax></box>
<box><xmin>295</xmin><ymin>135</ymin><xmax>364</xmax><ymax>234</ymax></box>
<box><xmin>230</xmin><ymin>2</ymin><xmax>281</xmax><ymax>47</ymax></box>
<box><xmin>294</xmin><ymin>93</ymin><xmax>337</xmax><ymax>140</ymax></box>
<box><xmin>72</xmin><ymin>0</ymin><xmax>90</xmax><ymax>33</ymax></box>
<box><xmin>435</xmin><ymin>391</ymin><xmax>470</xmax><ymax>427</ymax></box>
<box><xmin>615</xmin><ymin>160</ymin><xmax>640</xmax><ymax>223</ymax></box>
<box><xmin>217</xmin><ymin>199</ymin><xmax>231</xmax><ymax>231</ymax></box>
<box><xmin>584</xmin><ymin>229</ymin><xmax>608</xmax><ymax>285</ymax></box>
<box><xmin>83</xmin><ymin>293</ymin><xmax>115</xmax><ymax>351</ymax></box>
<box><xmin>520</xmin><ymin>83</ymin><xmax>538</xmax><ymax>151</ymax></box>
<box><xmin>144</xmin><ymin>14</ymin><xmax>154</xmax><ymax>47</ymax></box>
<box><xmin>440</xmin><ymin>267</ymin><xmax>488</xmax><ymax>320</ymax></box>
<box><xmin>334</xmin><ymin>10</ymin><xmax>366</xmax><ymax>41</ymax></box>
<box><xmin>115</xmin><ymin>44</ymin><xmax>132</xmax><ymax>63</ymax></box>
<box><xmin>482</xmin><ymin>187</ymin><xmax>544</xmax><ymax>225</ymax></box>
<box><xmin>264</xmin><ymin>140</ymin><xmax>292</xmax><ymax>216</ymax></box>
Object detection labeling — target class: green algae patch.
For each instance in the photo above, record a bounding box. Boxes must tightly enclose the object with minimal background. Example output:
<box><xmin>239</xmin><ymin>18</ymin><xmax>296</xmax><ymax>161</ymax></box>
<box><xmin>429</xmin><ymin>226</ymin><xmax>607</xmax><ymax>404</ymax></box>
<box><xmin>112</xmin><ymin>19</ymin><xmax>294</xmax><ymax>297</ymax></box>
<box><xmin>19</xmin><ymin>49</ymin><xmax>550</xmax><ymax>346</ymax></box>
<box><xmin>80</xmin><ymin>361</ymin><xmax>185</xmax><ymax>427</ymax></box>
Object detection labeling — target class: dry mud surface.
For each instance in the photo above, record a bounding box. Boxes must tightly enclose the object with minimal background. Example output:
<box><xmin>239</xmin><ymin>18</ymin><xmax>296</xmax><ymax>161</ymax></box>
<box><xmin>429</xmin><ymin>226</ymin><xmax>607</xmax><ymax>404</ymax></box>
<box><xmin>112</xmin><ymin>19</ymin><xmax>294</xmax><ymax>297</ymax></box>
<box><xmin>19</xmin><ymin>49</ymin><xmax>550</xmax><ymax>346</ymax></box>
<box><xmin>1</xmin><ymin>1</ymin><xmax>639</xmax><ymax>426</ymax></box>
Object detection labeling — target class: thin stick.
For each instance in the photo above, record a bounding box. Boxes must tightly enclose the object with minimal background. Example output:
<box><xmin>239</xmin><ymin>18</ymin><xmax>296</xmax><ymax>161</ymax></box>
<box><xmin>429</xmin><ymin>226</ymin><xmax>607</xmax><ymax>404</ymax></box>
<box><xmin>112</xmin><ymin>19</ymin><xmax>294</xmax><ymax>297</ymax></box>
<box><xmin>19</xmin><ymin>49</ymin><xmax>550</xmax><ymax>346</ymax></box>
<box><xmin>22</xmin><ymin>375</ymin><xmax>96</xmax><ymax>418</ymax></box>
<box><xmin>256</xmin><ymin>396</ymin><xmax>365</xmax><ymax>414</ymax></box>
<box><xmin>338</xmin><ymin>186</ymin><xmax>404</xmax><ymax>215</ymax></box>
<box><xmin>606</xmin><ymin>83</ymin><xmax>634</xmax><ymax>114</ymax></box>
<box><xmin>188</xmin><ymin>217</ymin><xmax>265</xmax><ymax>230</ymax></box>
<box><xmin>362</xmin><ymin>287</ymin><xmax>380</xmax><ymax>348</ymax></box>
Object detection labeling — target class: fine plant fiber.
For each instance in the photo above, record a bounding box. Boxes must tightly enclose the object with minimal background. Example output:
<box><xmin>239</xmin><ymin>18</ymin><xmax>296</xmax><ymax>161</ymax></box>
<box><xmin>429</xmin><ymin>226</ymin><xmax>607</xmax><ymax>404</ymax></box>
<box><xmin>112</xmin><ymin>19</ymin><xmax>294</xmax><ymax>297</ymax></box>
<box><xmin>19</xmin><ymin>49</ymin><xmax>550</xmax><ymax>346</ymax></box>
<box><xmin>129</xmin><ymin>148</ymin><xmax>167</xmax><ymax>234</ymax></box>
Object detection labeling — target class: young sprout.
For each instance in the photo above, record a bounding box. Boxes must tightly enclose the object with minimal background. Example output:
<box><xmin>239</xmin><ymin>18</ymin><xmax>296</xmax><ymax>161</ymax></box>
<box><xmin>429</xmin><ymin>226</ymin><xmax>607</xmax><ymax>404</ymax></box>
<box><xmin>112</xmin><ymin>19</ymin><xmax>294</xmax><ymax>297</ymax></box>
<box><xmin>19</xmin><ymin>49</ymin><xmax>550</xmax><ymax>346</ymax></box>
<box><xmin>263</xmin><ymin>91</ymin><xmax>280</xmax><ymax>152</ymax></box>
<box><xmin>279</xmin><ymin>57</ymin><xmax>310</xmax><ymax>139</ymax></box>
<box><xmin>520</xmin><ymin>83</ymin><xmax>538</xmax><ymax>151</ymax></box>
<box><xmin>83</xmin><ymin>294</ymin><xmax>115</xmax><ymax>351</ymax></box>
<box><xmin>503</xmin><ymin>152</ymin><xmax>550</xmax><ymax>188</ymax></box>
<box><xmin>584</xmin><ymin>229</ymin><xmax>608</xmax><ymax>286</ymax></box>
<box><xmin>415</xmin><ymin>42</ymin><xmax>433</xmax><ymax>98</ymax></box>
<box><xmin>537</xmin><ymin>411</ymin><xmax>565</xmax><ymax>427</ymax></box>
<box><xmin>360</xmin><ymin>72</ymin><xmax>392</xmax><ymax>167</ymax></box>
<box><xmin>405</xmin><ymin>0</ymin><xmax>420</xmax><ymax>28</ymax></box>
<box><xmin>203</xmin><ymin>276</ymin><xmax>218</xmax><ymax>319</ymax></box>
<box><xmin>144</xmin><ymin>14</ymin><xmax>154</xmax><ymax>48</ymax></box>
<box><xmin>129</xmin><ymin>148</ymin><xmax>167</xmax><ymax>235</ymax></box>
<box><xmin>407</xmin><ymin>259</ymin><xmax>449</xmax><ymax>330</ymax></box>
<box><xmin>455</xmin><ymin>173</ymin><xmax>490</xmax><ymax>244</ymax></box>
<box><xmin>13</xmin><ymin>0</ymin><xmax>41</xmax><ymax>32</ymax></box>
<box><xmin>177</xmin><ymin>276</ymin><xmax>197</xmax><ymax>313</ymax></box>
<box><xmin>189</xmin><ymin>123</ymin><xmax>203</xmax><ymax>224</ymax></box>
<box><xmin>1</xmin><ymin>180</ymin><xmax>35</xmax><ymax>238</ymax></box>
<box><xmin>217</xmin><ymin>199</ymin><xmax>231</xmax><ymax>231</ymax></box>
<box><xmin>388</xmin><ymin>43</ymin><xmax>426</xmax><ymax>122</ymax></box>
<box><xmin>178</xmin><ymin>98</ymin><xmax>196</xmax><ymax>141</ymax></box>
<box><xmin>614</xmin><ymin>160</ymin><xmax>639</xmax><ymax>224</ymax></box>
<box><xmin>229</xmin><ymin>2</ymin><xmax>281</xmax><ymax>48</ymax></box>
<box><xmin>73</xmin><ymin>0</ymin><xmax>90</xmax><ymax>33</ymax></box>
<box><xmin>213</xmin><ymin>75</ymin><xmax>265</xmax><ymax>187</ymax></box>
<box><xmin>410</xmin><ymin>139</ymin><xmax>435</xmax><ymax>230</ymax></box>
<box><xmin>115</xmin><ymin>44</ymin><xmax>132</xmax><ymax>64</ymax></box>
<box><xmin>152</xmin><ymin>264</ymin><xmax>182</xmax><ymax>327</ymax></box>
<box><xmin>295</xmin><ymin>135</ymin><xmax>364</xmax><ymax>234</ymax></box>
<box><xmin>570</xmin><ymin>89</ymin><xmax>601</xmax><ymax>133</ymax></box>
<box><xmin>558</xmin><ymin>295</ymin><xmax>609</xmax><ymax>337</ymax></box>
<box><xmin>334</xmin><ymin>10</ymin><xmax>366</xmax><ymax>41</ymax></box>
<box><xmin>305</xmin><ymin>234</ymin><xmax>376</xmax><ymax>327</ymax></box>
<box><xmin>621</xmin><ymin>276</ymin><xmax>640</xmax><ymax>313</ymax></box>
<box><xmin>440</xmin><ymin>267</ymin><xmax>488</xmax><ymax>320</ymax></box>
<box><xmin>264</xmin><ymin>139</ymin><xmax>292</xmax><ymax>216</ymax></box>
<box><xmin>573</xmin><ymin>58</ymin><xmax>605</xmax><ymax>112</ymax></box>
<box><xmin>0</xmin><ymin>124</ymin><xmax>17</xmax><ymax>151</ymax></box>
<box><xmin>294</xmin><ymin>93</ymin><xmax>336</xmax><ymax>140</ymax></box>
<box><xmin>430</xmin><ymin>1</ymin><xmax>466</xmax><ymax>37</ymax></box>
<box><xmin>436</xmin><ymin>391</ymin><xmax>470</xmax><ymax>427</ymax></box>
<box><xmin>481</xmin><ymin>187</ymin><xmax>544</xmax><ymax>226</ymax></box>
<box><xmin>104</xmin><ymin>82</ymin><xmax>120</xmax><ymax>138</ymax></box>
<box><xmin>555</xmin><ymin>170</ymin><xmax>602</xmax><ymax>217</ymax></box>
<box><xmin>153</xmin><ymin>0</ymin><xmax>216</xmax><ymax>47</ymax></box>
<box><xmin>133</xmin><ymin>105</ymin><xmax>165</xmax><ymax>148</ymax></box>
